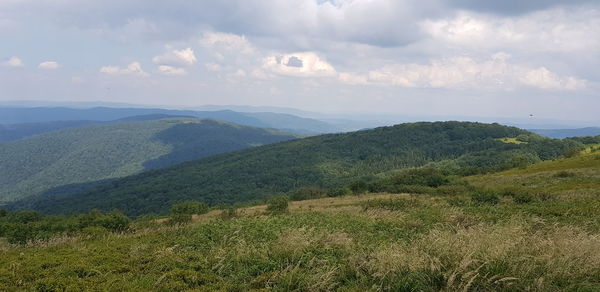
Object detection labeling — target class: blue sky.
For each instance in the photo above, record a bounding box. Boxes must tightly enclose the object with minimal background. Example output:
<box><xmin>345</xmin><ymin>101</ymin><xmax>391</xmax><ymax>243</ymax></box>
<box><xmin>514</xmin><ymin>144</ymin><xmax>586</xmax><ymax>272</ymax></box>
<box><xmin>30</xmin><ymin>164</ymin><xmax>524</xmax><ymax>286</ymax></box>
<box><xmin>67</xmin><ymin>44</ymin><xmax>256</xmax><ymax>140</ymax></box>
<box><xmin>0</xmin><ymin>0</ymin><xmax>599</xmax><ymax>123</ymax></box>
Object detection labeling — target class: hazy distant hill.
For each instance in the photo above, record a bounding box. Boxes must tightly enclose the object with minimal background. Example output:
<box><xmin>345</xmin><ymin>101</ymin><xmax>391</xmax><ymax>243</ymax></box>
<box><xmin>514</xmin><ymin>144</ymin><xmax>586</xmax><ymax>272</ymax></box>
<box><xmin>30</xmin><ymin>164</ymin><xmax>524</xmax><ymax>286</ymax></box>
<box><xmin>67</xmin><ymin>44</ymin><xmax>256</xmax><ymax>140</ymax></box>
<box><xmin>16</xmin><ymin>122</ymin><xmax>582</xmax><ymax>216</ymax></box>
<box><xmin>0</xmin><ymin>107</ymin><xmax>339</xmax><ymax>134</ymax></box>
<box><xmin>0</xmin><ymin>114</ymin><xmax>198</xmax><ymax>143</ymax></box>
<box><xmin>0</xmin><ymin>118</ymin><xmax>297</xmax><ymax>203</ymax></box>
<box><xmin>529</xmin><ymin>127</ymin><xmax>600</xmax><ymax>139</ymax></box>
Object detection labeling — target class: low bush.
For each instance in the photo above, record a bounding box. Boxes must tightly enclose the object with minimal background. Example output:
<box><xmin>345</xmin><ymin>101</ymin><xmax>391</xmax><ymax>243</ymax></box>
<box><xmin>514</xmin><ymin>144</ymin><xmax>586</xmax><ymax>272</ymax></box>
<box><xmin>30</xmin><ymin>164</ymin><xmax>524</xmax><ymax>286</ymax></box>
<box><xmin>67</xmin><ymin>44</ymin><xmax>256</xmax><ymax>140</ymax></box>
<box><xmin>266</xmin><ymin>196</ymin><xmax>289</xmax><ymax>214</ymax></box>
<box><xmin>554</xmin><ymin>171</ymin><xmax>576</xmax><ymax>178</ymax></box>
<box><xmin>170</xmin><ymin>201</ymin><xmax>209</xmax><ymax>215</ymax></box>
<box><xmin>169</xmin><ymin>214</ymin><xmax>192</xmax><ymax>225</ymax></box>
<box><xmin>471</xmin><ymin>191</ymin><xmax>500</xmax><ymax>205</ymax></box>
<box><xmin>362</xmin><ymin>198</ymin><xmax>421</xmax><ymax>211</ymax></box>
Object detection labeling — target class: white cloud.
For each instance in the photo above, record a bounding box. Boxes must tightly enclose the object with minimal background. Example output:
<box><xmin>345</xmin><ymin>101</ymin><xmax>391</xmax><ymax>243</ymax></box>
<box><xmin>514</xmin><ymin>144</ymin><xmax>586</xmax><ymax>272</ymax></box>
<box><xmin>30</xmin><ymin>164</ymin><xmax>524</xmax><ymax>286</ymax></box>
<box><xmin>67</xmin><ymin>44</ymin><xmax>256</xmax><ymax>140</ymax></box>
<box><xmin>421</xmin><ymin>8</ymin><xmax>600</xmax><ymax>53</ymax></box>
<box><xmin>2</xmin><ymin>56</ymin><xmax>24</xmax><ymax>67</ymax></box>
<box><xmin>157</xmin><ymin>65</ymin><xmax>187</xmax><ymax>76</ymax></box>
<box><xmin>100</xmin><ymin>62</ymin><xmax>149</xmax><ymax>77</ymax></box>
<box><xmin>152</xmin><ymin>48</ymin><xmax>197</xmax><ymax>66</ymax></box>
<box><xmin>262</xmin><ymin>52</ymin><xmax>336</xmax><ymax>78</ymax></box>
<box><xmin>343</xmin><ymin>53</ymin><xmax>587</xmax><ymax>91</ymax></box>
<box><xmin>38</xmin><ymin>61</ymin><xmax>59</xmax><ymax>69</ymax></box>
<box><xmin>199</xmin><ymin>32</ymin><xmax>255</xmax><ymax>55</ymax></box>
<box><xmin>521</xmin><ymin>67</ymin><xmax>587</xmax><ymax>90</ymax></box>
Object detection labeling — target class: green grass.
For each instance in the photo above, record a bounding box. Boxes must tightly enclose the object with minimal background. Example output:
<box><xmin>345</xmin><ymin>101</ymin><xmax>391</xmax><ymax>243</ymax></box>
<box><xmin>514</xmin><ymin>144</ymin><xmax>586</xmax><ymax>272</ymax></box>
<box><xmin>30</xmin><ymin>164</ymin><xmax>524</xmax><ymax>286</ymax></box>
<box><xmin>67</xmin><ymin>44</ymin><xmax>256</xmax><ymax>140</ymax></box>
<box><xmin>2</xmin><ymin>151</ymin><xmax>600</xmax><ymax>290</ymax></box>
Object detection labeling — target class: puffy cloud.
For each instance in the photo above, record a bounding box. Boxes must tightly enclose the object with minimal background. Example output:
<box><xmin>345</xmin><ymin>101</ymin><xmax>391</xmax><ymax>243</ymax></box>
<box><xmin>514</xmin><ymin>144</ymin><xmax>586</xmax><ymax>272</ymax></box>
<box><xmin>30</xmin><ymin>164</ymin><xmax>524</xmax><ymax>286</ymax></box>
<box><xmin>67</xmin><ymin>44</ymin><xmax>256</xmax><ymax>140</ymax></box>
<box><xmin>2</xmin><ymin>56</ymin><xmax>24</xmax><ymax>67</ymax></box>
<box><xmin>199</xmin><ymin>32</ymin><xmax>254</xmax><ymax>54</ymax></box>
<box><xmin>421</xmin><ymin>8</ymin><xmax>600</xmax><ymax>53</ymax></box>
<box><xmin>100</xmin><ymin>62</ymin><xmax>148</xmax><ymax>77</ymax></box>
<box><xmin>521</xmin><ymin>67</ymin><xmax>586</xmax><ymax>91</ymax></box>
<box><xmin>157</xmin><ymin>65</ymin><xmax>186</xmax><ymax>76</ymax></box>
<box><xmin>38</xmin><ymin>61</ymin><xmax>60</xmax><ymax>69</ymax></box>
<box><xmin>343</xmin><ymin>53</ymin><xmax>587</xmax><ymax>91</ymax></box>
<box><xmin>152</xmin><ymin>48</ymin><xmax>197</xmax><ymax>66</ymax></box>
<box><xmin>262</xmin><ymin>52</ymin><xmax>336</xmax><ymax>78</ymax></box>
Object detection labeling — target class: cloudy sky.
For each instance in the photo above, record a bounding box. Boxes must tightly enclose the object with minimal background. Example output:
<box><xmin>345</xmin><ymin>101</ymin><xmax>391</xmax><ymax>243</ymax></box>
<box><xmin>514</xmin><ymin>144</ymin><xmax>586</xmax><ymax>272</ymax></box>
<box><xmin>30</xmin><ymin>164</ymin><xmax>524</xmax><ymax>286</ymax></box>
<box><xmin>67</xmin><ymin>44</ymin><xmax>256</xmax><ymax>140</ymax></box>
<box><xmin>0</xmin><ymin>0</ymin><xmax>599</xmax><ymax>122</ymax></box>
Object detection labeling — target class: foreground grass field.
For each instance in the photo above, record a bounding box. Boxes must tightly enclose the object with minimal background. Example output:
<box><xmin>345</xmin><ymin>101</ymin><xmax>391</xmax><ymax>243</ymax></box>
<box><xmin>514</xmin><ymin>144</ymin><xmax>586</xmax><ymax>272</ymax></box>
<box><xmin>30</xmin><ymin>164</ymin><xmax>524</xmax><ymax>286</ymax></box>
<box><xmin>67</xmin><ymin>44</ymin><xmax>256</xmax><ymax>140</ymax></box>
<box><xmin>1</xmin><ymin>153</ymin><xmax>600</xmax><ymax>291</ymax></box>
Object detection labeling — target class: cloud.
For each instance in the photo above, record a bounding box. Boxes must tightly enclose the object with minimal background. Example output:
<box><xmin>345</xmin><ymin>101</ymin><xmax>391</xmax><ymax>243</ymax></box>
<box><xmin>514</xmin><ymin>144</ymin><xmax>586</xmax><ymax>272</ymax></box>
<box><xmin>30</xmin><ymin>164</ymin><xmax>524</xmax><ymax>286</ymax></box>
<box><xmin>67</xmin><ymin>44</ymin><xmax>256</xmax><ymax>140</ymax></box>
<box><xmin>421</xmin><ymin>8</ymin><xmax>600</xmax><ymax>53</ymax></box>
<box><xmin>157</xmin><ymin>65</ymin><xmax>187</xmax><ymax>76</ymax></box>
<box><xmin>2</xmin><ymin>56</ymin><xmax>24</xmax><ymax>67</ymax></box>
<box><xmin>521</xmin><ymin>67</ymin><xmax>586</xmax><ymax>90</ymax></box>
<box><xmin>205</xmin><ymin>62</ymin><xmax>225</xmax><ymax>72</ymax></box>
<box><xmin>152</xmin><ymin>48</ymin><xmax>197</xmax><ymax>66</ymax></box>
<box><xmin>343</xmin><ymin>53</ymin><xmax>587</xmax><ymax>91</ymax></box>
<box><xmin>199</xmin><ymin>32</ymin><xmax>255</xmax><ymax>54</ymax></box>
<box><xmin>262</xmin><ymin>52</ymin><xmax>336</xmax><ymax>78</ymax></box>
<box><xmin>38</xmin><ymin>61</ymin><xmax>60</xmax><ymax>69</ymax></box>
<box><xmin>100</xmin><ymin>62</ymin><xmax>149</xmax><ymax>77</ymax></box>
<box><xmin>447</xmin><ymin>0</ymin><xmax>597</xmax><ymax>15</ymax></box>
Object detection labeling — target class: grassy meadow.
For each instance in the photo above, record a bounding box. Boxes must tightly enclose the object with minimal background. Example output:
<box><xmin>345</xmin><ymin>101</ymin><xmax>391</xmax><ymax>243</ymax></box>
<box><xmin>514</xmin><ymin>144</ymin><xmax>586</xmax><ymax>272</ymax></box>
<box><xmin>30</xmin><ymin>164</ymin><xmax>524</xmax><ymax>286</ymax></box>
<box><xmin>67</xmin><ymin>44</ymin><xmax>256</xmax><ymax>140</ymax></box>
<box><xmin>1</xmin><ymin>152</ymin><xmax>600</xmax><ymax>291</ymax></box>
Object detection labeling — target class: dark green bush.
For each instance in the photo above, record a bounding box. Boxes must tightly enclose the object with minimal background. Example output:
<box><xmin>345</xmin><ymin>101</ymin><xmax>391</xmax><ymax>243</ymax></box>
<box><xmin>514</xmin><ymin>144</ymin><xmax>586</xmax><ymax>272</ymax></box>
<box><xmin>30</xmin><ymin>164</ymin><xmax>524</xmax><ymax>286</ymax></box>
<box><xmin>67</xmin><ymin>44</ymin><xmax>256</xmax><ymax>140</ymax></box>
<box><xmin>79</xmin><ymin>210</ymin><xmax>130</xmax><ymax>232</ymax></box>
<box><xmin>349</xmin><ymin>180</ymin><xmax>369</xmax><ymax>194</ymax></box>
<box><xmin>513</xmin><ymin>193</ymin><xmax>536</xmax><ymax>204</ymax></box>
<box><xmin>0</xmin><ymin>208</ymin><xmax>7</xmax><ymax>217</ymax></box>
<box><xmin>290</xmin><ymin>187</ymin><xmax>327</xmax><ymax>201</ymax></box>
<box><xmin>471</xmin><ymin>191</ymin><xmax>500</xmax><ymax>205</ymax></box>
<box><xmin>327</xmin><ymin>188</ymin><xmax>351</xmax><ymax>197</ymax></box>
<box><xmin>554</xmin><ymin>171</ymin><xmax>576</xmax><ymax>178</ymax></box>
<box><xmin>170</xmin><ymin>201</ymin><xmax>209</xmax><ymax>215</ymax></box>
<box><xmin>266</xmin><ymin>196</ymin><xmax>289</xmax><ymax>214</ymax></box>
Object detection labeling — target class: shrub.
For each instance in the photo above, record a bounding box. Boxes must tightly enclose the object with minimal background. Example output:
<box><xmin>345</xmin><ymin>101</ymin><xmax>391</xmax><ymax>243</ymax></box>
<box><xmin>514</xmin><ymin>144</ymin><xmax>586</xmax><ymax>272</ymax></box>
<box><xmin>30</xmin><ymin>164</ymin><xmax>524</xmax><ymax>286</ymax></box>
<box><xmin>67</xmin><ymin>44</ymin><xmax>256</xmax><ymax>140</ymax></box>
<box><xmin>327</xmin><ymin>188</ymin><xmax>351</xmax><ymax>197</ymax></box>
<box><xmin>513</xmin><ymin>193</ymin><xmax>535</xmax><ymax>204</ymax></box>
<box><xmin>349</xmin><ymin>180</ymin><xmax>369</xmax><ymax>194</ymax></box>
<box><xmin>389</xmin><ymin>168</ymin><xmax>450</xmax><ymax>187</ymax></box>
<box><xmin>554</xmin><ymin>171</ymin><xmax>576</xmax><ymax>178</ymax></box>
<box><xmin>471</xmin><ymin>191</ymin><xmax>500</xmax><ymax>205</ymax></box>
<box><xmin>290</xmin><ymin>187</ymin><xmax>327</xmax><ymax>201</ymax></box>
<box><xmin>79</xmin><ymin>210</ymin><xmax>130</xmax><ymax>232</ymax></box>
<box><xmin>0</xmin><ymin>208</ymin><xmax>7</xmax><ymax>218</ymax></box>
<box><xmin>170</xmin><ymin>201</ymin><xmax>209</xmax><ymax>215</ymax></box>
<box><xmin>266</xmin><ymin>196</ymin><xmax>289</xmax><ymax>214</ymax></box>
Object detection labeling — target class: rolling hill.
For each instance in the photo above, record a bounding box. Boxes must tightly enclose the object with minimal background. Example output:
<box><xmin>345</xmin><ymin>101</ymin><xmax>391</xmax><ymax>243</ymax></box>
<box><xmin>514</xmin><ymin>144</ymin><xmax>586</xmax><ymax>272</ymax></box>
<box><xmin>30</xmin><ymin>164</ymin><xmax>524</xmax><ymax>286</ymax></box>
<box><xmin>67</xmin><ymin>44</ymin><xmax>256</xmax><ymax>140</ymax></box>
<box><xmin>0</xmin><ymin>114</ymin><xmax>196</xmax><ymax>143</ymax></box>
<box><xmin>0</xmin><ymin>107</ymin><xmax>340</xmax><ymax>134</ymax></box>
<box><xmin>13</xmin><ymin>121</ymin><xmax>583</xmax><ymax>216</ymax></box>
<box><xmin>0</xmin><ymin>118</ymin><xmax>297</xmax><ymax>204</ymax></box>
<box><xmin>2</xmin><ymin>143</ymin><xmax>600</xmax><ymax>290</ymax></box>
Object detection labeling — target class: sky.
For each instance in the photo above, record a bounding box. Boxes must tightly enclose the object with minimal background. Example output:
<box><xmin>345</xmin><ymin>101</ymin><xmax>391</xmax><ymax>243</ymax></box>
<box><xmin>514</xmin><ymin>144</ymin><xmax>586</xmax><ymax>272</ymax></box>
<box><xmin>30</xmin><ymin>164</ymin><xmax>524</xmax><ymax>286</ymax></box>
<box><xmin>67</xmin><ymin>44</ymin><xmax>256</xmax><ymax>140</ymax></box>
<box><xmin>0</xmin><ymin>0</ymin><xmax>599</xmax><ymax>122</ymax></box>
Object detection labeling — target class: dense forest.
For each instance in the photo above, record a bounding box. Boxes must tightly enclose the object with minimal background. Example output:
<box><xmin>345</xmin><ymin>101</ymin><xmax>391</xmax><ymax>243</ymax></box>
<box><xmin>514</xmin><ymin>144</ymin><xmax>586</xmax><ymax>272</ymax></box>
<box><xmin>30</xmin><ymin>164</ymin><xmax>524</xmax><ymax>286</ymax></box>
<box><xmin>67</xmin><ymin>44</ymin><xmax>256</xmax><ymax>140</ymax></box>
<box><xmin>0</xmin><ymin>118</ymin><xmax>297</xmax><ymax>203</ymax></box>
<box><xmin>12</xmin><ymin>121</ymin><xmax>584</xmax><ymax>216</ymax></box>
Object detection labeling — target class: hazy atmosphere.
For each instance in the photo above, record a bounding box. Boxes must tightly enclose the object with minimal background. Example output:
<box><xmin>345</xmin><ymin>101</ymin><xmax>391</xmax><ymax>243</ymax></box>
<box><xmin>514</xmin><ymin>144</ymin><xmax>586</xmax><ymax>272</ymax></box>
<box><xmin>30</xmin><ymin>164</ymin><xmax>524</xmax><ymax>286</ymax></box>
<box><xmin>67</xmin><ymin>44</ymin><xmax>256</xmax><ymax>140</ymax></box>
<box><xmin>1</xmin><ymin>0</ymin><xmax>599</xmax><ymax>123</ymax></box>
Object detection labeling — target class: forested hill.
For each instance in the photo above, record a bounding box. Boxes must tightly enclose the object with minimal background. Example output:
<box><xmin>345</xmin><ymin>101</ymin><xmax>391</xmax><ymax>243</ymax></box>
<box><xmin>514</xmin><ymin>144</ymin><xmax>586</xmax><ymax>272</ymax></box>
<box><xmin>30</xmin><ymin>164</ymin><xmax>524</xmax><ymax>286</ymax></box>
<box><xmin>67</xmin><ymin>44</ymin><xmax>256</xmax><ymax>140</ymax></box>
<box><xmin>0</xmin><ymin>118</ymin><xmax>297</xmax><ymax>203</ymax></box>
<box><xmin>15</xmin><ymin>122</ymin><xmax>583</xmax><ymax>216</ymax></box>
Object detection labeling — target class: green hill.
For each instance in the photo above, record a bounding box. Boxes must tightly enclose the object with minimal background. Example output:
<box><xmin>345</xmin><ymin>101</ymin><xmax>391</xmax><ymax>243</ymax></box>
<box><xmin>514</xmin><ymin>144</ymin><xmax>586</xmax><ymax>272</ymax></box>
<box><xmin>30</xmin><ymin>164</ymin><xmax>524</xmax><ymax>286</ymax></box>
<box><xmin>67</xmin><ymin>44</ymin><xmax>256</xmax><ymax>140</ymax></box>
<box><xmin>0</xmin><ymin>118</ymin><xmax>297</xmax><ymax>203</ymax></box>
<box><xmin>2</xmin><ymin>147</ymin><xmax>600</xmax><ymax>291</ymax></box>
<box><xmin>15</xmin><ymin>121</ymin><xmax>583</xmax><ymax>216</ymax></box>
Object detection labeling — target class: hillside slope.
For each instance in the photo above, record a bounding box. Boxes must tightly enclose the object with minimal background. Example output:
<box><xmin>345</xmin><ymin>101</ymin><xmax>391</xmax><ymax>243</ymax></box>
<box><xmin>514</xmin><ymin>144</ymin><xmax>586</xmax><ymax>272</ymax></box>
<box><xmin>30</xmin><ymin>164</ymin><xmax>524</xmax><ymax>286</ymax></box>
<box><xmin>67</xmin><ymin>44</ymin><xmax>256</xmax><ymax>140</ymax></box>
<box><xmin>16</xmin><ymin>122</ymin><xmax>583</xmax><ymax>216</ymax></box>
<box><xmin>2</xmin><ymin>150</ymin><xmax>600</xmax><ymax>291</ymax></box>
<box><xmin>0</xmin><ymin>118</ymin><xmax>297</xmax><ymax>203</ymax></box>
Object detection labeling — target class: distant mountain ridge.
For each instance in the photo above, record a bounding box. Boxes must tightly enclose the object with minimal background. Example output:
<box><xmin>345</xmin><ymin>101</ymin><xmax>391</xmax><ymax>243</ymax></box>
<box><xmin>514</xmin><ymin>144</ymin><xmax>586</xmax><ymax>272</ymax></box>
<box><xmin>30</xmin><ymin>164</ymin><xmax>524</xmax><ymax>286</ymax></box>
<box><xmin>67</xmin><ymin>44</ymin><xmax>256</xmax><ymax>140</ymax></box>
<box><xmin>0</xmin><ymin>114</ymin><xmax>196</xmax><ymax>143</ymax></box>
<box><xmin>12</xmin><ymin>121</ymin><xmax>583</xmax><ymax>216</ymax></box>
<box><xmin>529</xmin><ymin>127</ymin><xmax>600</xmax><ymax>139</ymax></box>
<box><xmin>0</xmin><ymin>118</ymin><xmax>297</xmax><ymax>203</ymax></box>
<box><xmin>0</xmin><ymin>107</ymin><xmax>340</xmax><ymax>134</ymax></box>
